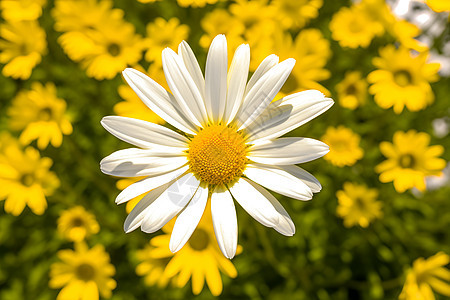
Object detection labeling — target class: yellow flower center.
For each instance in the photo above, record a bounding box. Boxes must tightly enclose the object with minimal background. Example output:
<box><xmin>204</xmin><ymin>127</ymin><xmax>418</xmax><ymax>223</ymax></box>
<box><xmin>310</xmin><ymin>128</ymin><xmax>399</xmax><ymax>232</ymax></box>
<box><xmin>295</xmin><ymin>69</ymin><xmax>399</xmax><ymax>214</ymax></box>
<box><xmin>76</xmin><ymin>263</ymin><xmax>96</xmax><ymax>281</ymax></box>
<box><xmin>188</xmin><ymin>228</ymin><xmax>210</xmax><ymax>251</ymax></box>
<box><xmin>38</xmin><ymin>107</ymin><xmax>53</xmax><ymax>122</ymax></box>
<box><xmin>71</xmin><ymin>217</ymin><xmax>85</xmax><ymax>227</ymax></box>
<box><xmin>394</xmin><ymin>70</ymin><xmax>413</xmax><ymax>87</ymax></box>
<box><xmin>399</xmin><ymin>154</ymin><xmax>415</xmax><ymax>169</ymax></box>
<box><xmin>188</xmin><ymin>124</ymin><xmax>247</xmax><ymax>186</ymax></box>
<box><xmin>20</xmin><ymin>174</ymin><xmax>34</xmax><ymax>187</ymax></box>
<box><xmin>107</xmin><ymin>43</ymin><xmax>121</xmax><ymax>57</ymax></box>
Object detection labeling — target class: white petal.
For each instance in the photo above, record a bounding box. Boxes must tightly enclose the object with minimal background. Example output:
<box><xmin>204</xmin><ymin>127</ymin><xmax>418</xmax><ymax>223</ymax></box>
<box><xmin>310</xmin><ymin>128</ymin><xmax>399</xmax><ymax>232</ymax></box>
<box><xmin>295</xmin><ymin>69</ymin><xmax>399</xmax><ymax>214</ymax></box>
<box><xmin>100</xmin><ymin>148</ymin><xmax>188</xmax><ymax>177</ymax></box>
<box><xmin>162</xmin><ymin>48</ymin><xmax>208</xmax><ymax>127</ymax></box>
<box><xmin>124</xmin><ymin>182</ymin><xmax>172</xmax><ymax>233</ymax></box>
<box><xmin>249</xmin><ymin>137</ymin><xmax>329</xmax><ymax>165</ymax></box>
<box><xmin>122</xmin><ymin>68</ymin><xmax>198</xmax><ymax>134</ymax></box>
<box><xmin>115</xmin><ymin>165</ymin><xmax>189</xmax><ymax>204</ymax></box>
<box><xmin>141</xmin><ymin>173</ymin><xmax>200</xmax><ymax>233</ymax></box>
<box><xmin>205</xmin><ymin>34</ymin><xmax>227</xmax><ymax>123</ymax></box>
<box><xmin>237</xmin><ymin>58</ymin><xmax>296</xmax><ymax>130</ymax></box>
<box><xmin>279</xmin><ymin>165</ymin><xmax>322</xmax><ymax>193</ymax></box>
<box><xmin>244</xmin><ymin>164</ymin><xmax>312</xmax><ymax>201</ymax></box>
<box><xmin>178</xmin><ymin>40</ymin><xmax>205</xmax><ymax>100</ymax></box>
<box><xmin>211</xmin><ymin>186</ymin><xmax>238</xmax><ymax>259</ymax></box>
<box><xmin>244</xmin><ymin>54</ymin><xmax>279</xmax><ymax>98</ymax></box>
<box><xmin>247</xmin><ymin>90</ymin><xmax>334</xmax><ymax>143</ymax></box>
<box><xmin>260</xmin><ymin>190</ymin><xmax>295</xmax><ymax>236</ymax></box>
<box><xmin>101</xmin><ymin>116</ymin><xmax>189</xmax><ymax>149</ymax></box>
<box><xmin>224</xmin><ymin>44</ymin><xmax>250</xmax><ymax>125</ymax></box>
<box><xmin>169</xmin><ymin>184</ymin><xmax>208</xmax><ymax>253</ymax></box>
<box><xmin>228</xmin><ymin>178</ymin><xmax>280</xmax><ymax>227</ymax></box>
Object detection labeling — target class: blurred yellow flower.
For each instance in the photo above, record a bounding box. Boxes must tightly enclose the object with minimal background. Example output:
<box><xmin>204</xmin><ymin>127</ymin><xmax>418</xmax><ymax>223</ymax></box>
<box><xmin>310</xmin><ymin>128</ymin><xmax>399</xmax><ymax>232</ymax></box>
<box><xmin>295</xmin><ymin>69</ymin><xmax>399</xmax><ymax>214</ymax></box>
<box><xmin>329</xmin><ymin>5</ymin><xmax>384</xmax><ymax>49</ymax></box>
<box><xmin>368</xmin><ymin>45</ymin><xmax>440</xmax><ymax>114</ymax></box>
<box><xmin>57</xmin><ymin>206</ymin><xmax>100</xmax><ymax>242</ymax></box>
<box><xmin>336</xmin><ymin>71</ymin><xmax>367</xmax><ymax>110</ymax></box>
<box><xmin>426</xmin><ymin>0</ymin><xmax>450</xmax><ymax>12</ymax></box>
<box><xmin>0</xmin><ymin>142</ymin><xmax>59</xmax><ymax>216</ymax></box>
<box><xmin>276</xmin><ymin>29</ymin><xmax>331</xmax><ymax>96</ymax></box>
<box><xmin>272</xmin><ymin>0</ymin><xmax>322</xmax><ymax>29</ymax></box>
<box><xmin>376</xmin><ymin>130</ymin><xmax>445</xmax><ymax>193</ymax></box>
<box><xmin>229</xmin><ymin>0</ymin><xmax>277</xmax><ymax>43</ymax></box>
<box><xmin>336</xmin><ymin>182</ymin><xmax>382</xmax><ymax>228</ymax></box>
<box><xmin>144</xmin><ymin>18</ymin><xmax>189</xmax><ymax>65</ymax></box>
<box><xmin>8</xmin><ymin>82</ymin><xmax>73</xmax><ymax>149</ymax></box>
<box><xmin>321</xmin><ymin>126</ymin><xmax>364</xmax><ymax>167</ymax></box>
<box><xmin>391</xmin><ymin>20</ymin><xmax>428</xmax><ymax>52</ymax></box>
<box><xmin>146</xmin><ymin>210</ymin><xmax>241</xmax><ymax>296</ymax></box>
<box><xmin>137</xmin><ymin>0</ymin><xmax>161</xmax><ymax>3</ymax></box>
<box><xmin>52</xmin><ymin>0</ymin><xmax>123</xmax><ymax>33</ymax></box>
<box><xmin>49</xmin><ymin>243</ymin><xmax>116</xmax><ymax>300</ymax></box>
<box><xmin>0</xmin><ymin>20</ymin><xmax>46</xmax><ymax>79</ymax></box>
<box><xmin>200</xmin><ymin>9</ymin><xmax>244</xmax><ymax>51</ymax></box>
<box><xmin>0</xmin><ymin>0</ymin><xmax>46</xmax><ymax>21</ymax></box>
<box><xmin>59</xmin><ymin>17</ymin><xmax>144</xmax><ymax>80</ymax></box>
<box><xmin>177</xmin><ymin>0</ymin><xmax>218</xmax><ymax>7</ymax></box>
<box><xmin>135</xmin><ymin>242</ymin><xmax>172</xmax><ymax>288</ymax></box>
<box><xmin>399</xmin><ymin>252</ymin><xmax>450</xmax><ymax>300</ymax></box>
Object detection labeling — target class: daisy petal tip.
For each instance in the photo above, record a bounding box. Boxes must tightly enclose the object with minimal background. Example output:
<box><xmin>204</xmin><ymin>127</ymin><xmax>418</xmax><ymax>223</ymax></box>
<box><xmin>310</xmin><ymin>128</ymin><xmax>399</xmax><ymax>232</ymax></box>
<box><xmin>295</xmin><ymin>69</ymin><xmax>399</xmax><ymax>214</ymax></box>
<box><xmin>168</xmin><ymin>240</ymin><xmax>183</xmax><ymax>254</ymax></box>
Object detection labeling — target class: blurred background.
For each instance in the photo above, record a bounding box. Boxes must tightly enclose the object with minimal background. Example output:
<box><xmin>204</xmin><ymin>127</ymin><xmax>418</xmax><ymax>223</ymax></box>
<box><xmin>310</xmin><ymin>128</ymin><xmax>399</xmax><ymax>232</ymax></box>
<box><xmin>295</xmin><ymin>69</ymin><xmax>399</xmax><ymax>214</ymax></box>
<box><xmin>0</xmin><ymin>0</ymin><xmax>449</xmax><ymax>299</ymax></box>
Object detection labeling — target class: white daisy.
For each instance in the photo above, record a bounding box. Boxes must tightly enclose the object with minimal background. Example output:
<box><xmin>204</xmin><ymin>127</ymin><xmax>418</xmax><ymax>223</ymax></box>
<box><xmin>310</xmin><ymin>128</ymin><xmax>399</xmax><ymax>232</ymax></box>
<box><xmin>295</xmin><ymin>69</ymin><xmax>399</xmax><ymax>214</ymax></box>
<box><xmin>100</xmin><ymin>35</ymin><xmax>333</xmax><ymax>259</ymax></box>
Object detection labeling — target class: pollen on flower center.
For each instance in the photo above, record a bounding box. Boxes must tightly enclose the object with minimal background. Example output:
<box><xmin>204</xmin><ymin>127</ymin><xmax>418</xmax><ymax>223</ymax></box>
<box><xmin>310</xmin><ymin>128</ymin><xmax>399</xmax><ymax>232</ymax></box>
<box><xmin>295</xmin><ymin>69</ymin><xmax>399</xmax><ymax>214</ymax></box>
<box><xmin>188</xmin><ymin>124</ymin><xmax>247</xmax><ymax>186</ymax></box>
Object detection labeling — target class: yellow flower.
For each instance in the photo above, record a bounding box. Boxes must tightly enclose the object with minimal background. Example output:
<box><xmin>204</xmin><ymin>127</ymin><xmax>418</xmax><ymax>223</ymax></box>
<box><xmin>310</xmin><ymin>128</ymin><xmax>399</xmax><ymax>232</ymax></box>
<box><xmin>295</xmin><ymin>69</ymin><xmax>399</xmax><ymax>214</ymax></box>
<box><xmin>0</xmin><ymin>20</ymin><xmax>46</xmax><ymax>79</ymax></box>
<box><xmin>135</xmin><ymin>243</ymin><xmax>172</xmax><ymax>288</ymax></box>
<box><xmin>321</xmin><ymin>126</ymin><xmax>364</xmax><ymax>167</ymax></box>
<box><xmin>144</xmin><ymin>18</ymin><xmax>189</xmax><ymax>65</ymax></box>
<box><xmin>1</xmin><ymin>0</ymin><xmax>46</xmax><ymax>21</ymax></box>
<box><xmin>57</xmin><ymin>206</ymin><xmax>100</xmax><ymax>242</ymax></box>
<box><xmin>146</xmin><ymin>209</ymin><xmax>241</xmax><ymax>296</ymax></box>
<box><xmin>0</xmin><ymin>142</ymin><xmax>59</xmax><ymax>216</ymax></box>
<box><xmin>137</xmin><ymin>0</ymin><xmax>161</xmax><ymax>3</ymax></box>
<box><xmin>329</xmin><ymin>4</ymin><xmax>384</xmax><ymax>49</ymax></box>
<box><xmin>336</xmin><ymin>182</ymin><xmax>382</xmax><ymax>228</ymax></box>
<box><xmin>399</xmin><ymin>252</ymin><xmax>450</xmax><ymax>300</ymax></box>
<box><xmin>199</xmin><ymin>9</ymin><xmax>244</xmax><ymax>50</ymax></box>
<box><xmin>229</xmin><ymin>0</ymin><xmax>277</xmax><ymax>43</ymax></box>
<box><xmin>376</xmin><ymin>130</ymin><xmax>446</xmax><ymax>193</ymax></box>
<box><xmin>276</xmin><ymin>29</ymin><xmax>331</xmax><ymax>96</ymax></box>
<box><xmin>272</xmin><ymin>0</ymin><xmax>322</xmax><ymax>29</ymax></box>
<box><xmin>391</xmin><ymin>20</ymin><xmax>428</xmax><ymax>52</ymax></box>
<box><xmin>8</xmin><ymin>82</ymin><xmax>73</xmax><ymax>149</ymax></box>
<box><xmin>58</xmin><ymin>17</ymin><xmax>144</xmax><ymax>80</ymax></box>
<box><xmin>49</xmin><ymin>243</ymin><xmax>117</xmax><ymax>300</ymax></box>
<box><xmin>52</xmin><ymin>0</ymin><xmax>123</xmax><ymax>33</ymax></box>
<box><xmin>177</xmin><ymin>0</ymin><xmax>219</xmax><ymax>7</ymax></box>
<box><xmin>426</xmin><ymin>0</ymin><xmax>450</xmax><ymax>12</ymax></box>
<box><xmin>336</xmin><ymin>71</ymin><xmax>367</xmax><ymax>110</ymax></box>
<box><xmin>368</xmin><ymin>45</ymin><xmax>440</xmax><ymax>114</ymax></box>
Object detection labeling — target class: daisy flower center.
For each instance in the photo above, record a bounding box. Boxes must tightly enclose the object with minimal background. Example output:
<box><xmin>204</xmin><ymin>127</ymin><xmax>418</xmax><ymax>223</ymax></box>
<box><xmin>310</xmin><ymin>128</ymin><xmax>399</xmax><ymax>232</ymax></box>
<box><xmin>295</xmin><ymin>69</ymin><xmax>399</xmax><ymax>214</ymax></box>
<box><xmin>71</xmin><ymin>217</ymin><xmax>85</xmax><ymax>227</ymax></box>
<box><xmin>20</xmin><ymin>174</ymin><xmax>34</xmax><ymax>187</ymax></box>
<box><xmin>394</xmin><ymin>70</ymin><xmax>412</xmax><ymax>87</ymax></box>
<box><xmin>76</xmin><ymin>263</ymin><xmax>96</xmax><ymax>281</ymax></box>
<box><xmin>188</xmin><ymin>124</ymin><xmax>247</xmax><ymax>186</ymax></box>
<box><xmin>399</xmin><ymin>154</ymin><xmax>415</xmax><ymax>169</ymax></box>
<box><xmin>107</xmin><ymin>43</ymin><xmax>121</xmax><ymax>57</ymax></box>
<box><xmin>188</xmin><ymin>228</ymin><xmax>210</xmax><ymax>251</ymax></box>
